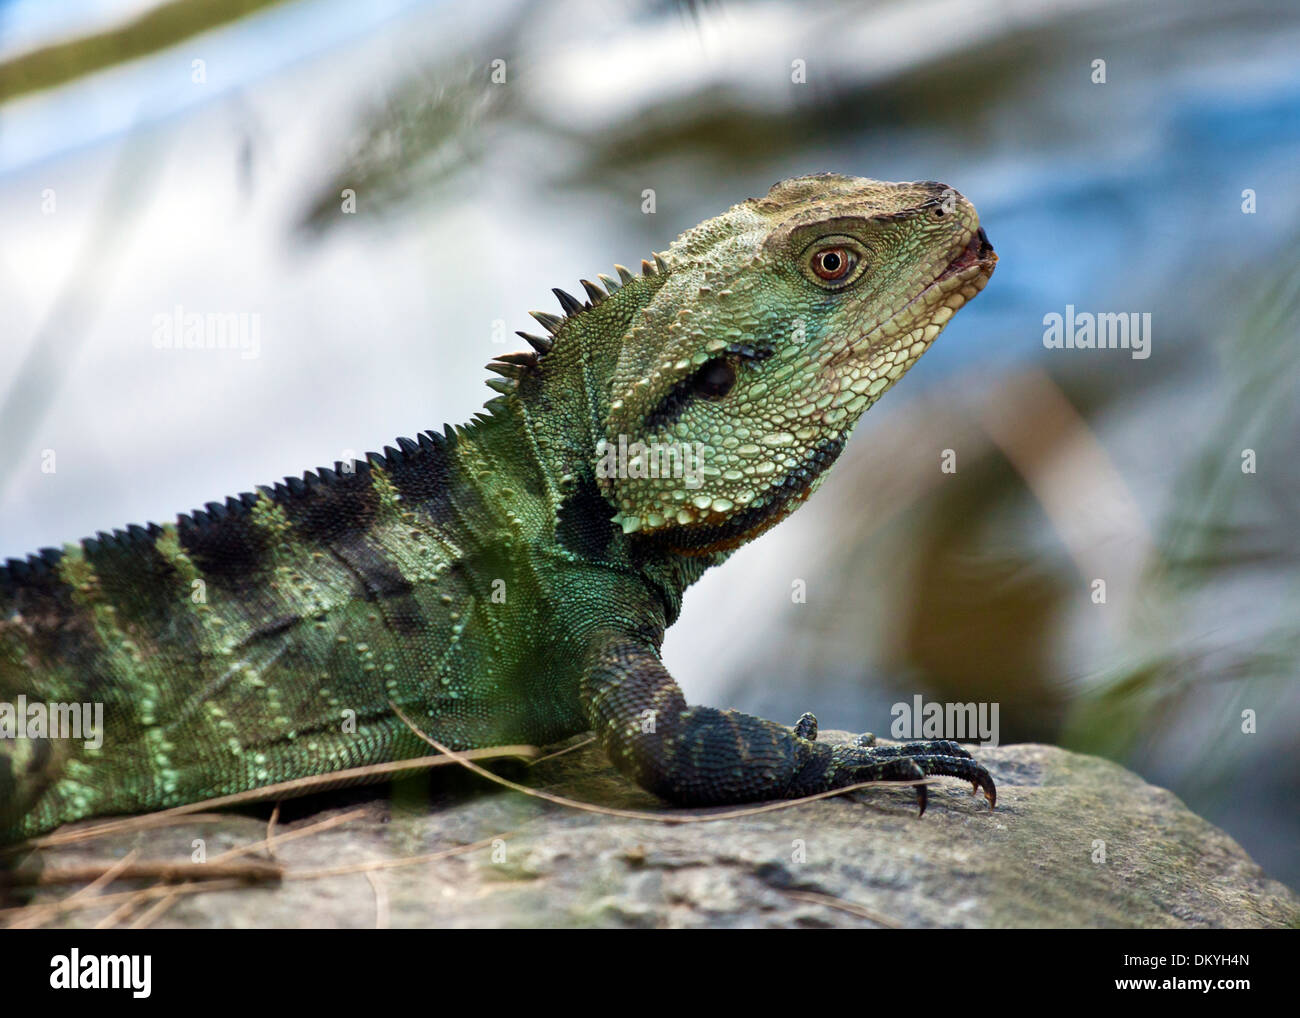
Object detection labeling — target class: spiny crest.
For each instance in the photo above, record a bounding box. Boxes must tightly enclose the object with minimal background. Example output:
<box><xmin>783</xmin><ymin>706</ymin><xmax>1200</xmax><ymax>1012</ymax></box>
<box><xmin>176</xmin><ymin>429</ymin><xmax>460</xmax><ymax>531</ymax></box>
<box><xmin>482</xmin><ymin>254</ymin><xmax>671</xmax><ymax>396</ymax></box>
<box><xmin>0</xmin><ymin>427</ymin><xmax>474</xmax><ymax>590</ymax></box>
<box><xmin>1</xmin><ymin>544</ymin><xmax>70</xmax><ymax>586</ymax></box>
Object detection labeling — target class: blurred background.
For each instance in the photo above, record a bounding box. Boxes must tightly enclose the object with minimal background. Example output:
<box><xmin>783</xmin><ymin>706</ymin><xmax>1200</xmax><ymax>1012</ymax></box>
<box><xmin>1</xmin><ymin>0</ymin><xmax>1297</xmax><ymax>889</ymax></box>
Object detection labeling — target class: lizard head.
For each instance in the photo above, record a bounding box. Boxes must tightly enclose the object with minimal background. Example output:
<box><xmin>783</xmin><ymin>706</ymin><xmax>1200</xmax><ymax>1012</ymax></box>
<box><xmin>598</xmin><ymin>172</ymin><xmax>996</xmax><ymax>555</ymax></box>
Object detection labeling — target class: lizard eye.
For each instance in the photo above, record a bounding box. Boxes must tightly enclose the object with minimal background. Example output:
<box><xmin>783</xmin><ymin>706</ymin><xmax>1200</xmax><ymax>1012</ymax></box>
<box><xmin>693</xmin><ymin>357</ymin><xmax>737</xmax><ymax>399</ymax></box>
<box><xmin>800</xmin><ymin>235</ymin><xmax>868</xmax><ymax>289</ymax></box>
<box><xmin>811</xmin><ymin>247</ymin><xmax>855</xmax><ymax>281</ymax></box>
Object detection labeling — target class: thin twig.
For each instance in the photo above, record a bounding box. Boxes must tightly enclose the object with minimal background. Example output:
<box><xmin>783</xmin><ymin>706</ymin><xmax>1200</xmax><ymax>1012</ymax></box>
<box><xmin>106</xmin><ymin>808</ymin><xmax>368</xmax><ymax>930</ymax></box>
<box><xmin>4</xmin><ymin>848</ymin><xmax>144</xmax><ymax>929</ymax></box>
<box><xmin>782</xmin><ymin>889</ymin><xmax>905</xmax><ymax>928</ymax></box>
<box><xmin>93</xmin><ymin>896</ymin><xmax>144</xmax><ymax>929</ymax></box>
<box><xmin>0</xmin><ymin>879</ymin><xmax>254</xmax><ymax>923</ymax></box>
<box><xmin>15</xmin><ymin>860</ymin><xmax>282</xmax><ymax>887</ymax></box>
<box><xmin>128</xmin><ymin>892</ymin><xmax>182</xmax><ymax>930</ymax></box>
<box><xmin>265</xmin><ymin>802</ymin><xmax>282</xmax><ymax>862</ymax></box>
<box><xmin>6</xmin><ymin>808</ymin><xmax>367</xmax><ymax>929</ymax></box>
<box><xmin>209</xmin><ymin>809</ymin><xmax>367</xmax><ymax>866</ymax></box>
<box><xmin>1</xmin><ymin>831</ymin><xmax>512</xmax><ymax>925</ymax></box>
<box><xmin>67</xmin><ymin>847</ymin><xmax>140</xmax><ymax>900</ymax></box>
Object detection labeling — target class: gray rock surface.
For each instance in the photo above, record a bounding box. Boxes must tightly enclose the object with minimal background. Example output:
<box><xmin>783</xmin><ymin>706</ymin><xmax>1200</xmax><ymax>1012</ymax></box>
<box><xmin>10</xmin><ymin>735</ymin><xmax>1298</xmax><ymax>928</ymax></box>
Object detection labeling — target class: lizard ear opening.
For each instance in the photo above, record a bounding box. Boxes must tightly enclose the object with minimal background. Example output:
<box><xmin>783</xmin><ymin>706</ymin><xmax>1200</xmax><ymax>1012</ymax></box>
<box><xmin>643</xmin><ymin>357</ymin><xmax>738</xmax><ymax>431</ymax></box>
<box><xmin>691</xmin><ymin>358</ymin><xmax>737</xmax><ymax>399</ymax></box>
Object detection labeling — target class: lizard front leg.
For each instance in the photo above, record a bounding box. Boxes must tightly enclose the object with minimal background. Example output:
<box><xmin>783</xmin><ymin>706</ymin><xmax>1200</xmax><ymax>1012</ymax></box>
<box><xmin>580</xmin><ymin>634</ymin><xmax>995</xmax><ymax>814</ymax></box>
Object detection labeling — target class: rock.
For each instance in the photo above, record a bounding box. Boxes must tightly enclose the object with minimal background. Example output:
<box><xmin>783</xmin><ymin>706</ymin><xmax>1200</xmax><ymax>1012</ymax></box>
<box><xmin>10</xmin><ymin>735</ymin><xmax>1297</xmax><ymax>928</ymax></box>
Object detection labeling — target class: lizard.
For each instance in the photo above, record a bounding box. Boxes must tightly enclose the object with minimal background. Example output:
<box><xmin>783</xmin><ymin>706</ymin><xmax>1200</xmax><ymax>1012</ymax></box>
<box><xmin>0</xmin><ymin>173</ymin><xmax>997</xmax><ymax>844</ymax></box>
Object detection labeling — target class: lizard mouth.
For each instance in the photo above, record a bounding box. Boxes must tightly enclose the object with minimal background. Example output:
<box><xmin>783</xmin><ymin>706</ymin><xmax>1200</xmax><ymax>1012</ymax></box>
<box><xmin>842</xmin><ymin>226</ymin><xmax>995</xmax><ymax>367</ymax></box>
<box><xmin>937</xmin><ymin>227</ymin><xmax>995</xmax><ymax>281</ymax></box>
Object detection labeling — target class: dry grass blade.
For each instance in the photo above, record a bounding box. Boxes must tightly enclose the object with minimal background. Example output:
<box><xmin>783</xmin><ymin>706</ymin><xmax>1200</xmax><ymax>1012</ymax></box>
<box><xmin>527</xmin><ymin>736</ymin><xmax>596</xmax><ymax>765</ymax></box>
<box><xmin>389</xmin><ymin>702</ymin><xmax>929</xmax><ymax>823</ymax></box>
<box><xmin>10</xmin><ymin>747</ymin><xmax>538</xmax><ymax>851</ymax></box>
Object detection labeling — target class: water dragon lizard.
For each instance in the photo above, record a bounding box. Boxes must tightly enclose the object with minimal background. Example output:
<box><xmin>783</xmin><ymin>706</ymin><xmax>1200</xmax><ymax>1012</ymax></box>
<box><xmin>0</xmin><ymin>173</ymin><xmax>997</xmax><ymax>843</ymax></box>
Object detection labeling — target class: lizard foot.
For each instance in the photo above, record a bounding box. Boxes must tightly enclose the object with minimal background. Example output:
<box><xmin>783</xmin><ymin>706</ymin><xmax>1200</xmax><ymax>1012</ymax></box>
<box><xmin>829</xmin><ymin>742</ymin><xmax>996</xmax><ymax>817</ymax></box>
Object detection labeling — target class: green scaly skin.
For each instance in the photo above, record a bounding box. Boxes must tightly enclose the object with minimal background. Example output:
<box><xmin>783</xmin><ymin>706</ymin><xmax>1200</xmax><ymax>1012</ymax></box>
<box><xmin>0</xmin><ymin>173</ymin><xmax>997</xmax><ymax>843</ymax></box>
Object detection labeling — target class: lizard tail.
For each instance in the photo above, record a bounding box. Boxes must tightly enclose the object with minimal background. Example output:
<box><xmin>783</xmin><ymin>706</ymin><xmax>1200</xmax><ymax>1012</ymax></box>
<box><xmin>0</xmin><ymin>551</ymin><xmax>90</xmax><ymax>844</ymax></box>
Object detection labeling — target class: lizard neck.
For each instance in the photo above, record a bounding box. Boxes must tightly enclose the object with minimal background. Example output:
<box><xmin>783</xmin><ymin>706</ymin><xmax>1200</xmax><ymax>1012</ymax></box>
<box><xmin>473</xmin><ymin>271</ymin><xmax>727</xmax><ymax>624</ymax></box>
<box><xmin>476</xmin><ymin>272</ymin><xmax>664</xmax><ymax>519</ymax></box>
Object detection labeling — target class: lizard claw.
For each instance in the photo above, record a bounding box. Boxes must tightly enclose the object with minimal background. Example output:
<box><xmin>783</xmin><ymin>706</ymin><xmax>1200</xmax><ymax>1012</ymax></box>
<box><xmin>935</xmin><ymin>754</ymin><xmax>995</xmax><ymax>809</ymax></box>
<box><xmin>830</xmin><ymin>743</ymin><xmax>996</xmax><ymax>814</ymax></box>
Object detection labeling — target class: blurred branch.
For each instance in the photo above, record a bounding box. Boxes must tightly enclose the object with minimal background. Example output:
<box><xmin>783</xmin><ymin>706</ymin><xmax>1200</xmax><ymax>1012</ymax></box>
<box><xmin>0</xmin><ymin>0</ymin><xmax>294</xmax><ymax>103</ymax></box>
<box><xmin>295</xmin><ymin>57</ymin><xmax>514</xmax><ymax>234</ymax></box>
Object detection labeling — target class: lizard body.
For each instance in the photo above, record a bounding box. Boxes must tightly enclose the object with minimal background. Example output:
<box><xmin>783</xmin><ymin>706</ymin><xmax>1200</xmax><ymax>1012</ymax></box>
<box><xmin>0</xmin><ymin>173</ymin><xmax>996</xmax><ymax>842</ymax></box>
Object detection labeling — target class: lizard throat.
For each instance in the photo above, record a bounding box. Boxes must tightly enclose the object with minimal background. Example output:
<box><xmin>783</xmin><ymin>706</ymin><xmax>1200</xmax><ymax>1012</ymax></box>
<box><xmin>641</xmin><ymin>436</ymin><xmax>847</xmax><ymax>556</ymax></box>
